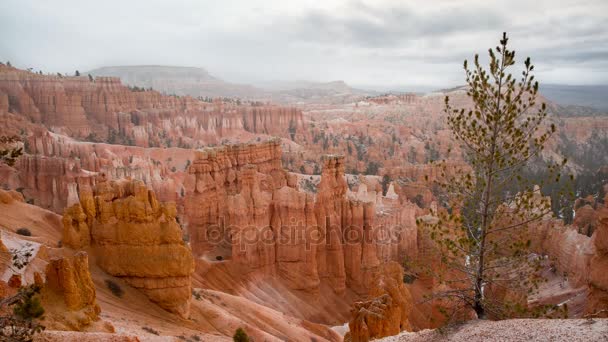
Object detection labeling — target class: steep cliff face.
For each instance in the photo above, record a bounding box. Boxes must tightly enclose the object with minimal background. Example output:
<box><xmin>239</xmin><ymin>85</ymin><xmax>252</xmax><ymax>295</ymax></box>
<box><xmin>63</xmin><ymin>179</ymin><xmax>194</xmax><ymax>317</ymax></box>
<box><xmin>314</xmin><ymin>155</ymin><xmax>350</xmax><ymax>294</ymax></box>
<box><xmin>184</xmin><ymin>141</ymin><xmax>418</xmax><ymax>330</ymax></box>
<box><xmin>0</xmin><ymin>65</ymin><xmax>305</xmax><ymax>147</ymax></box>
<box><xmin>183</xmin><ymin>139</ymin><xmax>285</xmax><ymax>266</ymax></box>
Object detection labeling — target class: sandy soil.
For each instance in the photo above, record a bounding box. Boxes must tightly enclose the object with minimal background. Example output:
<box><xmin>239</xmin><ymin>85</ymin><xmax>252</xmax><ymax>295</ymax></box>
<box><xmin>0</xmin><ymin>198</ymin><xmax>63</xmax><ymax>245</ymax></box>
<box><xmin>380</xmin><ymin>319</ymin><xmax>608</xmax><ymax>342</ymax></box>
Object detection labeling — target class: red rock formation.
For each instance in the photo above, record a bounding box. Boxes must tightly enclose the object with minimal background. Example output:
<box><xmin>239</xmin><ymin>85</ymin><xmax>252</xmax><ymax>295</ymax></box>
<box><xmin>586</xmin><ymin>203</ymin><xmax>608</xmax><ymax>317</ymax></box>
<box><xmin>529</xmin><ymin>218</ymin><xmax>595</xmax><ymax>287</ymax></box>
<box><xmin>184</xmin><ymin>139</ymin><xmax>285</xmax><ymax>264</ymax></box>
<box><xmin>44</xmin><ymin>252</ymin><xmax>98</xmax><ymax>312</ymax></box>
<box><xmin>366</xmin><ymin>93</ymin><xmax>419</xmax><ymax>105</ymax></box>
<box><xmin>314</xmin><ymin>155</ymin><xmax>349</xmax><ymax>294</ymax></box>
<box><xmin>62</xmin><ymin>204</ymin><xmax>90</xmax><ymax>249</ymax></box>
<box><xmin>0</xmin><ymin>65</ymin><xmax>305</xmax><ymax>146</ymax></box>
<box><xmin>272</xmin><ymin>184</ymin><xmax>320</xmax><ymax>292</ymax></box>
<box><xmin>573</xmin><ymin>196</ymin><xmax>601</xmax><ymax>237</ymax></box>
<box><xmin>183</xmin><ymin>142</ymin><xmax>419</xmax><ymax>335</ymax></box>
<box><xmin>0</xmin><ymin>93</ymin><xmax>8</xmax><ymax>114</ymax></box>
<box><xmin>41</xmin><ymin>252</ymin><xmax>104</xmax><ymax>331</ymax></box>
<box><xmin>63</xmin><ymin>179</ymin><xmax>195</xmax><ymax>317</ymax></box>
<box><xmin>346</xmin><ymin>262</ymin><xmax>412</xmax><ymax>342</ymax></box>
<box><xmin>0</xmin><ymin>65</ymin><xmax>307</xmax><ymax>213</ymax></box>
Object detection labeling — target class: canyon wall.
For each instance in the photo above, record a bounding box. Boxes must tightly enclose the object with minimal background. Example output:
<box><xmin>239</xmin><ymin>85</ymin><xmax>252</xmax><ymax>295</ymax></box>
<box><xmin>183</xmin><ymin>141</ymin><xmax>417</xmax><ymax>320</ymax></box>
<box><xmin>14</xmin><ymin>130</ymin><xmax>193</xmax><ymax>213</ymax></box>
<box><xmin>0</xmin><ymin>65</ymin><xmax>305</xmax><ymax>147</ymax></box>
<box><xmin>0</xmin><ymin>65</ymin><xmax>307</xmax><ymax>214</ymax></box>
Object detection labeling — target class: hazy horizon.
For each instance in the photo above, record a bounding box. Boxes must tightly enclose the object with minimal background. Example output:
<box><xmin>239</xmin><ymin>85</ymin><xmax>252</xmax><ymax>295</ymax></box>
<box><xmin>1</xmin><ymin>0</ymin><xmax>607</xmax><ymax>90</ymax></box>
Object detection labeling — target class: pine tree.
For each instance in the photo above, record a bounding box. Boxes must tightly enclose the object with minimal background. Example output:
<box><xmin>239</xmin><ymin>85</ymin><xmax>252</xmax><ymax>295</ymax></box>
<box><xmin>419</xmin><ymin>32</ymin><xmax>568</xmax><ymax>320</ymax></box>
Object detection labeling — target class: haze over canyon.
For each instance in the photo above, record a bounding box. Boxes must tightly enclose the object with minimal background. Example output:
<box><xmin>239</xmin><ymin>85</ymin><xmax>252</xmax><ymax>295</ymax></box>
<box><xmin>1</xmin><ymin>1</ymin><xmax>607</xmax><ymax>341</ymax></box>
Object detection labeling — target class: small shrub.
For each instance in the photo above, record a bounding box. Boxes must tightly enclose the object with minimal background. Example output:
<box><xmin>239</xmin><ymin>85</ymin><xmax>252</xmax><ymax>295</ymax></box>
<box><xmin>403</xmin><ymin>273</ymin><xmax>417</xmax><ymax>284</ymax></box>
<box><xmin>142</xmin><ymin>326</ymin><xmax>160</xmax><ymax>335</ymax></box>
<box><xmin>0</xmin><ymin>284</ymin><xmax>46</xmax><ymax>340</ymax></box>
<box><xmin>233</xmin><ymin>327</ymin><xmax>249</xmax><ymax>342</ymax></box>
<box><xmin>216</xmin><ymin>255</ymin><xmax>223</xmax><ymax>261</ymax></box>
<box><xmin>13</xmin><ymin>285</ymin><xmax>45</xmax><ymax>320</ymax></box>
<box><xmin>192</xmin><ymin>335</ymin><xmax>201</xmax><ymax>341</ymax></box>
<box><xmin>16</xmin><ymin>228</ymin><xmax>31</xmax><ymax>236</ymax></box>
<box><xmin>105</xmin><ymin>279</ymin><xmax>124</xmax><ymax>298</ymax></box>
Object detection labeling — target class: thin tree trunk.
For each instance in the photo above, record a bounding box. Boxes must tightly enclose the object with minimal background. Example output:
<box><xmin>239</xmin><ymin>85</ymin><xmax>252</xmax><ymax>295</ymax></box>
<box><xmin>473</xmin><ymin>47</ymin><xmax>506</xmax><ymax>319</ymax></box>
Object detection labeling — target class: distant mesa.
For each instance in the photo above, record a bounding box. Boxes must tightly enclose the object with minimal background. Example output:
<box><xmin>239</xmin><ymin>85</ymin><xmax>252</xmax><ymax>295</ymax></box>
<box><xmin>88</xmin><ymin>65</ymin><xmax>373</xmax><ymax>103</ymax></box>
<box><xmin>87</xmin><ymin>65</ymin><xmax>265</xmax><ymax>99</ymax></box>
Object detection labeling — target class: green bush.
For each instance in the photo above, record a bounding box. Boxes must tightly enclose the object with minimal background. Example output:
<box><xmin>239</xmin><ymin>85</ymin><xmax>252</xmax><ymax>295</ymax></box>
<box><xmin>233</xmin><ymin>328</ymin><xmax>249</xmax><ymax>342</ymax></box>
<box><xmin>16</xmin><ymin>228</ymin><xmax>32</xmax><ymax>236</ymax></box>
<box><xmin>105</xmin><ymin>279</ymin><xmax>124</xmax><ymax>298</ymax></box>
<box><xmin>0</xmin><ymin>284</ymin><xmax>45</xmax><ymax>341</ymax></box>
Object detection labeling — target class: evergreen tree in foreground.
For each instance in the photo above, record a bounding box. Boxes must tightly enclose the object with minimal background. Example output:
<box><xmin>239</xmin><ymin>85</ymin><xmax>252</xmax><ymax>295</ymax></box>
<box><xmin>419</xmin><ymin>32</ymin><xmax>569</xmax><ymax>320</ymax></box>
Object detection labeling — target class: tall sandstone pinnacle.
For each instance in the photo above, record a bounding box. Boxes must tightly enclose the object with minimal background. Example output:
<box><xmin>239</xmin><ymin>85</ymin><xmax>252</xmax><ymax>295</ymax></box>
<box><xmin>41</xmin><ymin>252</ymin><xmax>106</xmax><ymax>331</ymax></box>
<box><xmin>62</xmin><ymin>178</ymin><xmax>194</xmax><ymax>317</ymax></box>
<box><xmin>184</xmin><ymin>141</ymin><xmax>418</xmax><ymax>307</ymax></box>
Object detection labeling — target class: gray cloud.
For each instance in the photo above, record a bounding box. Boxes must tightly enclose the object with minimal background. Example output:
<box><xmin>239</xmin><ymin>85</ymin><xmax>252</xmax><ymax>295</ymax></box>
<box><xmin>289</xmin><ymin>3</ymin><xmax>506</xmax><ymax>48</ymax></box>
<box><xmin>0</xmin><ymin>0</ymin><xmax>607</xmax><ymax>88</ymax></box>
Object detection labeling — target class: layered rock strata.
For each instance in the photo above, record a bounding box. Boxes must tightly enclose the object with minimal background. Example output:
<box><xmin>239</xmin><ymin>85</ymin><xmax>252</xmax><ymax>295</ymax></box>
<box><xmin>0</xmin><ymin>65</ymin><xmax>305</xmax><ymax>145</ymax></box>
<box><xmin>62</xmin><ymin>178</ymin><xmax>194</xmax><ymax>317</ymax></box>
<box><xmin>184</xmin><ymin>141</ymin><xmax>418</xmax><ymax>298</ymax></box>
<box><xmin>41</xmin><ymin>252</ymin><xmax>103</xmax><ymax>331</ymax></box>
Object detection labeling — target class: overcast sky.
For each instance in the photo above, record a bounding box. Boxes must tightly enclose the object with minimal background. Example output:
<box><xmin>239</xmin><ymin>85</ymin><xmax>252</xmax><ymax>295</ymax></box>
<box><xmin>1</xmin><ymin>0</ymin><xmax>607</xmax><ymax>90</ymax></box>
